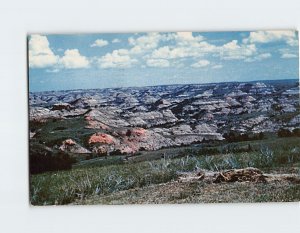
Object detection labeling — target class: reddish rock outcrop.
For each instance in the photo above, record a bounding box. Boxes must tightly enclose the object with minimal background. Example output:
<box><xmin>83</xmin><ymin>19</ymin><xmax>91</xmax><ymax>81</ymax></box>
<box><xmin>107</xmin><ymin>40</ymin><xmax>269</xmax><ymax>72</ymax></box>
<box><xmin>64</xmin><ymin>139</ymin><xmax>76</xmax><ymax>145</ymax></box>
<box><xmin>88</xmin><ymin>133</ymin><xmax>116</xmax><ymax>144</ymax></box>
<box><xmin>131</xmin><ymin>128</ymin><xmax>146</xmax><ymax>136</ymax></box>
<box><xmin>59</xmin><ymin>139</ymin><xmax>91</xmax><ymax>154</ymax></box>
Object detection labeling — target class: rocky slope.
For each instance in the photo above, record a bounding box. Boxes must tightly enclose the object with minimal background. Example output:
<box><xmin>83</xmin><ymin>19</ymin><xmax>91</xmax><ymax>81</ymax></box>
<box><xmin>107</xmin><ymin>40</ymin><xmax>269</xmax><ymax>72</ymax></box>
<box><xmin>29</xmin><ymin>79</ymin><xmax>300</xmax><ymax>157</ymax></box>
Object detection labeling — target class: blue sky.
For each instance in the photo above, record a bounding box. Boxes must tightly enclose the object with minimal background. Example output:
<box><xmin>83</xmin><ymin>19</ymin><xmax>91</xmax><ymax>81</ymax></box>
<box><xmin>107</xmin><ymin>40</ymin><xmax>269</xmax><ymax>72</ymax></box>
<box><xmin>28</xmin><ymin>31</ymin><xmax>299</xmax><ymax>92</ymax></box>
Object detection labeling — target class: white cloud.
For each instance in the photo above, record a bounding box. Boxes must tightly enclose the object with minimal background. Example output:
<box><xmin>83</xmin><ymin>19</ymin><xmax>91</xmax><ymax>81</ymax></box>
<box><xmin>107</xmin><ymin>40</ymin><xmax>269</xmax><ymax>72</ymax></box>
<box><xmin>46</xmin><ymin>68</ymin><xmax>60</xmax><ymax>73</ymax></box>
<box><xmin>127</xmin><ymin>32</ymin><xmax>256</xmax><ymax>67</ymax></box>
<box><xmin>243</xmin><ymin>30</ymin><xmax>298</xmax><ymax>46</ymax></box>
<box><xmin>90</xmin><ymin>39</ymin><xmax>109</xmax><ymax>47</ymax></box>
<box><xmin>98</xmin><ymin>49</ymin><xmax>137</xmax><ymax>68</ymax></box>
<box><xmin>176</xmin><ymin>32</ymin><xmax>195</xmax><ymax>40</ymax></box>
<box><xmin>149</xmin><ymin>37</ymin><xmax>256</xmax><ymax>62</ymax></box>
<box><xmin>286</xmin><ymin>38</ymin><xmax>298</xmax><ymax>46</ymax></box>
<box><xmin>220</xmin><ymin>40</ymin><xmax>256</xmax><ymax>60</ymax></box>
<box><xmin>60</xmin><ymin>49</ymin><xmax>90</xmax><ymax>69</ymax></box>
<box><xmin>149</xmin><ymin>40</ymin><xmax>216</xmax><ymax>61</ymax></box>
<box><xmin>28</xmin><ymin>35</ymin><xmax>59</xmax><ymax>68</ymax></box>
<box><xmin>112</xmin><ymin>38</ymin><xmax>121</xmax><ymax>43</ymax></box>
<box><xmin>279</xmin><ymin>48</ymin><xmax>298</xmax><ymax>59</ymax></box>
<box><xmin>151</xmin><ymin>46</ymin><xmax>192</xmax><ymax>59</ymax></box>
<box><xmin>191</xmin><ymin>59</ymin><xmax>210</xmax><ymax>68</ymax></box>
<box><xmin>172</xmin><ymin>33</ymin><xmax>214</xmax><ymax>55</ymax></box>
<box><xmin>281</xmin><ymin>53</ymin><xmax>298</xmax><ymax>59</ymax></box>
<box><xmin>244</xmin><ymin>53</ymin><xmax>272</xmax><ymax>62</ymax></box>
<box><xmin>223</xmin><ymin>40</ymin><xmax>240</xmax><ymax>50</ymax></box>
<box><xmin>128</xmin><ymin>33</ymin><xmax>163</xmax><ymax>51</ymax></box>
<box><xmin>212</xmin><ymin>64</ymin><xmax>223</xmax><ymax>69</ymax></box>
<box><xmin>146</xmin><ymin>59</ymin><xmax>170</xmax><ymax>67</ymax></box>
<box><xmin>29</xmin><ymin>32</ymin><xmax>282</xmax><ymax>72</ymax></box>
<box><xmin>142</xmin><ymin>34</ymin><xmax>261</xmax><ymax>67</ymax></box>
<box><xmin>175</xmin><ymin>32</ymin><xmax>204</xmax><ymax>45</ymax></box>
<box><xmin>127</xmin><ymin>32</ymin><xmax>178</xmax><ymax>55</ymax></box>
<box><xmin>29</xmin><ymin>35</ymin><xmax>91</xmax><ymax>70</ymax></box>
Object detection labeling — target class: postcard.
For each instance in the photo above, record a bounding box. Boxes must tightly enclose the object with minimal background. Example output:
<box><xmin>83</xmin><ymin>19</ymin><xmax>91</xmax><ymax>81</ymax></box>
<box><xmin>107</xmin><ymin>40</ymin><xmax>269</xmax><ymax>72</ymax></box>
<box><xmin>29</xmin><ymin>31</ymin><xmax>299</xmax><ymax>205</ymax></box>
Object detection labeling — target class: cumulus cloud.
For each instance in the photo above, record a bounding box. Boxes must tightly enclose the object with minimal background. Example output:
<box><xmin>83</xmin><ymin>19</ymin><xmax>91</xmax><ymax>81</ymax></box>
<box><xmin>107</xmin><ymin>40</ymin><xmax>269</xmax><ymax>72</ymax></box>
<box><xmin>141</xmin><ymin>34</ymin><xmax>261</xmax><ymax>67</ymax></box>
<box><xmin>149</xmin><ymin>41</ymin><xmax>216</xmax><ymax>61</ymax></box>
<box><xmin>146</xmin><ymin>59</ymin><xmax>170</xmax><ymax>67</ymax></box>
<box><xmin>175</xmin><ymin>32</ymin><xmax>204</xmax><ymax>45</ymax></box>
<box><xmin>59</xmin><ymin>49</ymin><xmax>90</xmax><ymax>69</ymax></box>
<box><xmin>244</xmin><ymin>53</ymin><xmax>272</xmax><ymax>62</ymax></box>
<box><xmin>150</xmin><ymin>46</ymin><xmax>192</xmax><ymax>59</ymax></box>
<box><xmin>112</xmin><ymin>38</ymin><xmax>121</xmax><ymax>43</ymax></box>
<box><xmin>98</xmin><ymin>50</ymin><xmax>137</xmax><ymax>68</ymax></box>
<box><xmin>127</xmin><ymin>32</ymin><xmax>181</xmax><ymax>55</ymax></box>
<box><xmin>223</xmin><ymin>40</ymin><xmax>240</xmax><ymax>50</ymax></box>
<box><xmin>128</xmin><ymin>33</ymin><xmax>163</xmax><ymax>51</ymax></box>
<box><xmin>243</xmin><ymin>30</ymin><xmax>298</xmax><ymax>46</ymax></box>
<box><xmin>281</xmin><ymin>53</ymin><xmax>298</xmax><ymax>59</ymax></box>
<box><xmin>176</xmin><ymin>32</ymin><xmax>195</xmax><ymax>40</ymax></box>
<box><xmin>120</xmin><ymin>32</ymin><xmax>260</xmax><ymax>67</ymax></box>
<box><xmin>30</xmin><ymin>31</ymin><xmax>295</xmax><ymax>72</ymax></box>
<box><xmin>90</xmin><ymin>39</ymin><xmax>109</xmax><ymax>47</ymax></box>
<box><xmin>28</xmin><ymin>35</ymin><xmax>59</xmax><ymax>68</ymax></box>
<box><xmin>191</xmin><ymin>59</ymin><xmax>210</xmax><ymax>68</ymax></box>
<box><xmin>29</xmin><ymin>34</ymin><xmax>91</xmax><ymax>70</ymax></box>
<box><xmin>148</xmin><ymin>37</ymin><xmax>257</xmax><ymax>62</ymax></box>
<box><xmin>220</xmin><ymin>40</ymin><xmax>257</xmax><ymax>60</ymax></box>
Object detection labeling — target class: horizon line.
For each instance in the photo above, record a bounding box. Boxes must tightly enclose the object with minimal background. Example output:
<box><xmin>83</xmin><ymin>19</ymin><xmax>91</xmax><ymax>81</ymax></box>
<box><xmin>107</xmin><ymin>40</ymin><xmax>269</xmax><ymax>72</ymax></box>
<box><xmin>29</xmin><ymin>78</ymin><xmax>299</xmax><ymax>93</ymax></box>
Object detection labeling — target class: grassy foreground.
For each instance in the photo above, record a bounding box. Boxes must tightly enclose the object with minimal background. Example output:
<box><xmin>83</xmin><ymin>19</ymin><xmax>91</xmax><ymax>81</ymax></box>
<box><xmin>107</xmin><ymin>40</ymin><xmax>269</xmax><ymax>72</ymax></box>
<box><xmin>30</xmin><ymin>137</ymin><xmax>300</xmax><ymax>205</ymax></box>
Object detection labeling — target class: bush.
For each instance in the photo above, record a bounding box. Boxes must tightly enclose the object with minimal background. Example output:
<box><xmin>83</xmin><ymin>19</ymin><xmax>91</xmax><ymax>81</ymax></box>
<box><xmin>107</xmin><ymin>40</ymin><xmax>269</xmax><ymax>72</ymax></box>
<box><xmin>223</xmin><ymin>131</ymin><xmax>265</xmax><ymax>143</ymax></box>
<box><xmin>292</xmin><ymin>128</ymin><xmax>300</xmax><ymax>137</ymax></box>
<box><xmin>278</xmin><ymin>128</ymin><xmax>293</xmax><ymax>137</ymax></box>
<box><xmin>30</xmin><ymin>145</ymin><xmax>76</xmax><ymax>174</ymax></box>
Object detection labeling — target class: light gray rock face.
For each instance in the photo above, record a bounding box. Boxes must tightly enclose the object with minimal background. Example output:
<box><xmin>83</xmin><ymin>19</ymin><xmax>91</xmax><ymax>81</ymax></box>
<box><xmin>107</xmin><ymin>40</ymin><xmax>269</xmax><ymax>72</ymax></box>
<box><xmin>59</xmin><ymin>139</ymin><xmax>91</xmax><ymax>154</ymax></box>
<box><xmin>125</xmin><ymin>109</ymin><xmax>178</xmax><ymax>128</ymax></box>
<box><xmin>280</xmin><ymin>104</ymin><xmax>297</xmax><ymax>113</ymax></box>
<box><xmin>241</xmin><ymin>116</ymin><xmax>268</xmax><ymax>128</ymax></box>
<box><xmin>290</xmin><ymin>114</ymin><xmax>300</xmax><ymax>125</ymax></box>
<box><xmin>170</xmin><ymin>124</ymin><xmax>193</xmax><ymax>135</ymax></box>
<box><xmin>249</xmin><ymin>82</ymin><xmax>275</xmax><ymax>95</ymax></box>
<box><xmin>30</xmin><ymin>107</ymin><xmax>62</xmax><ymax>122</ymax></box>
<box><xmin>29</xmin><ymin>80</ymin><xmax>300</xmax><ymax>155</ymax></box>
<box><xmin>30</xmin><ymin>107</ymin><xmax>87</xmax><ymax>122</ymax></box>
<box><xmin>283</xmin><ymin>87</ymin><xmax>299</xmax><ymax>95</ymax></box>
<box><xmin>85</xmin><ymin>109</ymin><xmax>129</xmax><ymax>128</ymax></box>
<box><xmin>194</xmin><ymin>123</ymin><xmax>218</xmax><ymax>134</ymax></box>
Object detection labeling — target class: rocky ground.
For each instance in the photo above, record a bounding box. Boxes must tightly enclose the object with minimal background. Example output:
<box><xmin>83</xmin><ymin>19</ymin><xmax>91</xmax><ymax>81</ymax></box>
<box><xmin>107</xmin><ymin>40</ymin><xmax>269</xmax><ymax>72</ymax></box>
<box><xmin>75</xmin><ymin>168</ymin><xmax>300</xmax><ymax>205</ymax></box>
<box><xmin>29</xmin><ymin>79</ymin><xmax>299</xmax><ymax>159</ymax></box>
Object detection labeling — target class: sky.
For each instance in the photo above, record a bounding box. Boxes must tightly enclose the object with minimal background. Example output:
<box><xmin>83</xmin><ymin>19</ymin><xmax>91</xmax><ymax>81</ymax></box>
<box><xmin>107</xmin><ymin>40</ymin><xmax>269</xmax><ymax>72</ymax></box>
<box><xmin>28</xmin><ymin>31</ymin><xmax>299</xmax><ymax>92</ymax></box>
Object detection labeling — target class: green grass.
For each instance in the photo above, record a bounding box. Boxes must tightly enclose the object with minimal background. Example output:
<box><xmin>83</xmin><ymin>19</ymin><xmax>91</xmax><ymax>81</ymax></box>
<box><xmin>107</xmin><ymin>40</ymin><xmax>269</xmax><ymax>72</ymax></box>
<box><xmin>30</xmin><ymin>137</ymin><xmax>300</xmax><ymax>205</ymax></box>
<box><xmin>31</xmin><ymin>117</ymin><xmax>99</xmax><ymax>147</ymax></box>
<box><xmin>30</xmin><ymin>160</ymin><xmax>179</xmax><ymax>205</ymax></box>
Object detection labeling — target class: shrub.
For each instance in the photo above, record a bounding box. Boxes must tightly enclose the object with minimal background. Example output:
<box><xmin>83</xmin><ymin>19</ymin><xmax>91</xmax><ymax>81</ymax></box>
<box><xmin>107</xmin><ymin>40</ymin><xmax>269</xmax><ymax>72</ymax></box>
<box><xmin>278</xmin><ymin>128</ymin><xmax>293</xmax><ymax>137</ymax></box>
<box><xmin>29</xmin><ymin>144</ymin><xmax>76</xmax><ymax>174</ymax></box>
